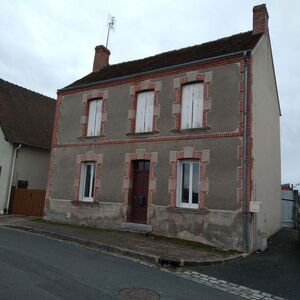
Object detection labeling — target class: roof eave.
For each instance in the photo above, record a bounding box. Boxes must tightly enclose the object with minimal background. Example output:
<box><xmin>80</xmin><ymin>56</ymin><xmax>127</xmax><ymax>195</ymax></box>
<box><xmin>58</xmin><ymin>49</ymin><xmax>252</xmax><ymax>94</ymax></box>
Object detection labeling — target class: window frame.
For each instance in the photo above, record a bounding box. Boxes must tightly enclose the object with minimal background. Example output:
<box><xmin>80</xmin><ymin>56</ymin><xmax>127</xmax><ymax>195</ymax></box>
<box><xmin>87</xmin><ymin>98</ymin><xmax>103</xmax><ymax>137</ymax></box>
<box><xmin>79</xmin><ymin>161</ymin><xmax>96</xmax><ymax>202</ymax></box>
<box><xmin>135</xmin><ymin>90</ymin><xmax>154</xmax><ymax>133</ymax></box>
<box><xmin>176</xmin><ymin>159</ymin><xmax>200</xmax><ymax>209</ymax></box>
<box><xmin>181</xmin><ymin>82</ymin><xmax>204</xmax><ymax>130</ymax></box>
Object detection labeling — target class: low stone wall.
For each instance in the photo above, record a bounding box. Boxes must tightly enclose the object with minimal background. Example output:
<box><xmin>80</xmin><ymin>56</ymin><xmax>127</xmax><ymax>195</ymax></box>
<box><xmin>150</xmin><ymin>206</ymin><xmax>243</xmax><ymax>251</ymax></box>
<box><xmin>44</xmin><ymin>198</ymin><xmax>243</xmax><ymax>251</ymax></box>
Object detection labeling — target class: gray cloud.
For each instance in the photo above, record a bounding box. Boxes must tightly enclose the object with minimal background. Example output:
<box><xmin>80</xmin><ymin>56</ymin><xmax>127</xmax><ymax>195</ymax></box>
<box><xmin>0</xmin><ymin>0</ymin><xmax>299</xmax><ymax>185</ymax></box>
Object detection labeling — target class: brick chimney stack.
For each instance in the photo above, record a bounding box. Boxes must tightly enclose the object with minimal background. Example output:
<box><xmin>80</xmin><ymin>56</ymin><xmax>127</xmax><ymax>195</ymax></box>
<box><xmin>93</xmin><ymin>45</ymin><xmax>110</xmax><ymax>72</ymax></box>
<box><xmin>253</xmin><ymin>4</ymin><xmax>269</xmax><ymax>35</ymax></box>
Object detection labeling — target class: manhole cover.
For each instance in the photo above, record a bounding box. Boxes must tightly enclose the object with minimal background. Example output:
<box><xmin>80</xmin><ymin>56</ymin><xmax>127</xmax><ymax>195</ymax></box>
<box><xmin>119</xmin><ymin>288</ymin><xmax>160</xmax><ymax>300</ymax></box>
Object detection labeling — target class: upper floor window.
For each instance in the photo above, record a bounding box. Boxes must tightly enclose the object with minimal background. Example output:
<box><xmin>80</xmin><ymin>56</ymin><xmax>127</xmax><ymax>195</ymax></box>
<box><xmin>181</xmin><ymin>83</ymin><xmax>204</xmax><ymax>129</ymax></box>
<box><xmin>87</xmin><ymin>99</ymin><xmax>102</xmax><ymax>137</ymax></box>
<box><xmin>79</xmin><ymin>162</ymin><xmax>96</xmax><ymax>202</ymax></box>
<box><xmin>177</xmin><ymin>160</ymin><xmax>199</xmax><ymax>209</ymax></box>
<box><xmin>135</xmin><ymin>91</ymin><xmax>154</xmax><ymax>133</ymax></box>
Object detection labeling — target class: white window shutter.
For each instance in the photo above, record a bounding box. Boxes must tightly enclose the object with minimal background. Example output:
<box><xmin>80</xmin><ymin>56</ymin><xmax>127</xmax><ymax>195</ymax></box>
<box><xmin>144</xmin><ymin>91</ymin><xmax>154</xmax><ymax>132</ymax></box>
<box><xmin>181</xmin><ymin>85</ymin><xmax>193</xmax><ymax>129</ymax></box>
<box><xmin>79</xmin><ymin>163</ymin><xmax>86</xmax><ymax>200</ymax></box>
<box><xmin>87</xmin><ymin>100</ymin><xmax>97</xmax><ymax>136</ymax></box>
<box><xmin>94</xmin><ymin>100</ymin><xmax>102</xmax><ymax>136</ymax></box>
<box><xmin>191</xmin><ymin>83</ymin><xmax>203</xmax><ymax>128</ymax></box>
<box><xmin>87</xmin><ymin>99</ymin><xmax>102</xmax><ymax>136</ymax></box>
<box><xmin>135</xmin><ymin>93</ymin><xmax>146</xmax><ymax>133</ymax></box>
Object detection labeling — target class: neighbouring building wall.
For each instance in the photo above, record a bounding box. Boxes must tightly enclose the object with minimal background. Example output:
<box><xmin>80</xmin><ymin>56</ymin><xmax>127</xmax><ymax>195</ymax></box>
<box><xmin>13</xmin><ymin>145</ymin><xmax>50</xmax><ymax>189</ymax></box>
<box><xmin>252</xmin><ymin>34</ymin><xmax>281</xmax><ymax>241</ymax></box>
<box><xmin>0</xmin><ymin>127</ymin><xmax>14</xmax><ymax>214</ymax></box>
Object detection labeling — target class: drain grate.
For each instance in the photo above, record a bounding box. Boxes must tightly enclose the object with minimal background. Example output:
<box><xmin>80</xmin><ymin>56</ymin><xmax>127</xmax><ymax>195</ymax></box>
<box><xmin>119</xmin><ymin>288</ymin><xmax>160</xmax><ymax>300</ymax></box>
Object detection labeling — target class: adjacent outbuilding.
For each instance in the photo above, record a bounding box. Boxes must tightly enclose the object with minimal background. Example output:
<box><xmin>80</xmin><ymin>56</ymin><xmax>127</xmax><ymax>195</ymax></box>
<box><xmin>0</xmin><ymin>79</ymin><xmax>56</xmax><ymax>216</ymax></box>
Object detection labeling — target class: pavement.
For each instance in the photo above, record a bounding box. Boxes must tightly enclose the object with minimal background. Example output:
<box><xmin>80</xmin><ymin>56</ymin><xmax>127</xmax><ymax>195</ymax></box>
<box><xmin>187</xmin><ymin>229</ymin><xmax>300</xmax><ymax>300</ymax></box>
<box><xmin>0</xmin><ymin>226</ymin><xmax>241</xmax><ymax>300</ymax></box>
<box><xmin>0</xmin><ymin>215</ymin><xmax>241</xmax><ymax>267</ymax></box>
<box><xmin>0</xmin><ymin>215</ymin><xmax>293</xmax><ymax>300</ymax></box>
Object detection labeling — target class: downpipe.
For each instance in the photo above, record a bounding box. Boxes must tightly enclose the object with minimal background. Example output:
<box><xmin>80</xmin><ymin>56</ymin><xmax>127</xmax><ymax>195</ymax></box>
<box><xmin>5</xmin><ymin>143</ymin><xmax>22</xmax><ymax>214</ymax></box>
<box><xmin>242</xmin><ymin>50</ymin><xmax>251</xmax><ymax>254</ymax></box>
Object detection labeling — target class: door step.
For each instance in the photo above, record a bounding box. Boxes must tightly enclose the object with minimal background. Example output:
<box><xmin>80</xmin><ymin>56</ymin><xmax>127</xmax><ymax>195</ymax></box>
<box><xmin>120</xmin><ymin>222</ymin><xmax>152</xmax><ymax>234</ymax></box>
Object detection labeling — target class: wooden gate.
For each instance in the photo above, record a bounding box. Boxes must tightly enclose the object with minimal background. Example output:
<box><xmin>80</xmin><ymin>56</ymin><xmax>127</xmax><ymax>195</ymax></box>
<box><xmin>281</xmin><ymin>189</ymin><xmax>295</xmax><ymax>228</ymax></box>
<box><xmin>10</xmin><ymin>189</ymin><xmax>46</xmax><ymax>217</ymax></box>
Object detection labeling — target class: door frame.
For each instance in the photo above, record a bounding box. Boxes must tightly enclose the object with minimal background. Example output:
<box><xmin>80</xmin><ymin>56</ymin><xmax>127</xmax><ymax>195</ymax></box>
<box><xmin>130</xmin><ymin>160</ymin><xmax>150</xmax><ymax>224</ymax></box>
<box><xmin>122</xmin><ymin>150</ymin><xmax>158</xmax><ymax>224</ymax></box>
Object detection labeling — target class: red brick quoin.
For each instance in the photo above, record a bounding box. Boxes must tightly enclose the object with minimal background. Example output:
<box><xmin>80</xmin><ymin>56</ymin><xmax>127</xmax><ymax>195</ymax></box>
<box><xmin>168</xmin><ymin>147</ymin><xmax>209</xmax><ymax>209</ymax></box>
<box><xmin>80</xmin><ymin>90</ymin><xmax>108</xmax><ymax>137</ymax></box>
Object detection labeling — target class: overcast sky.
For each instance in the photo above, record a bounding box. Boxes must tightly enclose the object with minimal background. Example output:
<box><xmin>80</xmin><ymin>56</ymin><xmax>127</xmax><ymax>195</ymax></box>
<box><xmin>0</xmin><ymin>0</ymin><xmax>299</xmax><ymax>185</ymax></box>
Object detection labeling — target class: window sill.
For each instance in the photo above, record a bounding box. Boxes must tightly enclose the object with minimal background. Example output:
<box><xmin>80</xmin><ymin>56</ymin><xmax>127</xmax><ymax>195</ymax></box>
<box><xmin>78</xmin><ymin>135</ymin><xmax>106</xmax><ymax>141</ymax></box>
<box><xmin>72</xmin><ymin>200</ymin><xmax>100</xmax><ymax>207</ymax></box>
<box><xmin>170</xmin><ymin>127</ymin><xmax>211</xmax><ymax>134</ymax></box>
<box><xmin>167</xmin><ymin>206</ymin><xmax>208</xmax><ymax>215</ymax></box>
<box><xmin>126</xmin><ymin>130</ymin><xmax>160</xmax><ymax>138</ymax></box>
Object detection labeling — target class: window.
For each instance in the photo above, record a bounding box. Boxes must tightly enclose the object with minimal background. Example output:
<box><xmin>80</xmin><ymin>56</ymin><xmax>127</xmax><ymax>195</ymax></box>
<box><xmin>181</xmin><ymin>83</ymin><xmax>204</xmax><ymax>129</ymax></box>
<box><xmin>79</xmin><ymin>162</ymin><xmax>96</xmax><ymax>202</ymax></box>
<box><xmin>135</xmin><ymin>91</ymin><xmax>154</xmax><ymax>133</ymax></box>
<box><xmin>87</xmin><ymin>99</ymin><xmax>102</xmax><ymax>136</ymax></box>
<box><xmin>17</xmin><ymin>180</ymin><xmax>28</xmax><ymax>189</ymax></box>
<box><xmin>177</xmin><ymin>160</ymin><xmax>199</xmax><ymax>208</ymax></box>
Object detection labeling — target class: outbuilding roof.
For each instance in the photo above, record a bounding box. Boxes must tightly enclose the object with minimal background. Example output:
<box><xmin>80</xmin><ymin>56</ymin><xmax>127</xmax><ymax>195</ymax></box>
<box><xmin>64</xmin><ymin>30</ymin><xmax>263</xmax><ymax>91</ymax></box>
<box><xmin>0</xmin><ymin>79</ymin><xmax>56</xmax><ymax>149</ymax></box>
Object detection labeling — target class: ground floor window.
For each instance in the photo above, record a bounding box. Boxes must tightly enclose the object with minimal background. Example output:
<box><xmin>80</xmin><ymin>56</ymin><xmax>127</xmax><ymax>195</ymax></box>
<box><xmin>79</xmin><ymin>162</ymin><xmax>96</xmax><ymax>202</ymax></box>
<box><xmin>177</xmin><ymin>160</ymin><xmax>199</xmax><ymax>208</ymax></box>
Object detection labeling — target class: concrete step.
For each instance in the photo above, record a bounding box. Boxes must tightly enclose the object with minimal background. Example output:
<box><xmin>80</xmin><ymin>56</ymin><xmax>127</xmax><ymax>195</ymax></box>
<box><xmin>120</xmin><ymin>222</ymin><xmax>152</xmax><ymax>234</ymax></box>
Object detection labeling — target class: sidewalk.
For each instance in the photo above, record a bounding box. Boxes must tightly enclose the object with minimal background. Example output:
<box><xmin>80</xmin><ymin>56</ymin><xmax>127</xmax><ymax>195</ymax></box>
<box><xmin>0</xmin><ymin>215</ymin><xmax>241</xmax><ymax>267</ymax></box>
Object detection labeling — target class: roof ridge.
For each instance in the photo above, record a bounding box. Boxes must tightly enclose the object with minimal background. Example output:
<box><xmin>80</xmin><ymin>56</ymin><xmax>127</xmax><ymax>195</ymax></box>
<box><xmin>64</xmin><ymin>29</ymin><xmax>263</xmax><ymax>90</ymax></box>
<box><xmin>97</xmin><ymin>30</ymin><xmax>254</xmax><ymax>71</ymax></box>
<box><xmin>0</xmin><ymin>78</ymin><xmax>55</xmax><ymax>102</ymax></box>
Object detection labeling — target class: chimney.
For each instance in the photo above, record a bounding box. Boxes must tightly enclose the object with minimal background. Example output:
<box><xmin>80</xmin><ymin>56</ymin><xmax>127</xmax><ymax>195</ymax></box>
<box><xmin>253</xmin><ymin>4</ymin><xmax>269</xmax><ymax>35</ymax></box>
<box><xmin>92</xmin><ymin>45</ymin><xmax>110</xmax><ymax>72</ymax></box>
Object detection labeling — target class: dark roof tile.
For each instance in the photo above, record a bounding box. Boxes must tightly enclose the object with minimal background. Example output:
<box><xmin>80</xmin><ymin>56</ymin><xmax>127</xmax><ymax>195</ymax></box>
<box><xmin>0</xmin><ymin>79</ymin><xmax>56</xmax><ymax>149</ymax></box>
<box><xmin>64</xmin><ymin>31</ymin><xmax>263</xmax><ymax>90</ymax></box>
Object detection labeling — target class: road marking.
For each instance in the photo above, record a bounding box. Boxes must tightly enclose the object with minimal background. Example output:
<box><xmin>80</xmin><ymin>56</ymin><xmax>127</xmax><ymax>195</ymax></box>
<box><xmin>171</xmin><ymin>270</ymin><xmax>286</xmax><ymax>300</ymax></box>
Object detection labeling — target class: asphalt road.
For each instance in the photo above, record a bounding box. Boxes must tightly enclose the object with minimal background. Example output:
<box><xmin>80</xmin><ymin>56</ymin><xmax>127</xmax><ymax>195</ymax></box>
<box><xmin>191</xmin><ymin>229</ymin><xmax>300</xmax><ymax>300</ymax></box>
<box><xmin>0</xmin><ymin>227</ymin><xmax>240</xmax><ymax>300</ymax></box>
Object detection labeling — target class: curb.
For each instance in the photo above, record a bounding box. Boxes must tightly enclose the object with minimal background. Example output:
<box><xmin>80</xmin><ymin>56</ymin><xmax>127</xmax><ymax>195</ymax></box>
<box><xmin>2</xmin><ymin>224</ymin><xmax>243</xmax><ymax>267</ymax></box>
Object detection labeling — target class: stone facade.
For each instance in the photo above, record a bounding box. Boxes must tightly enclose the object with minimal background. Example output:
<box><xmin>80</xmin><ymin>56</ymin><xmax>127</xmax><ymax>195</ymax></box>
<box><xmin>45</xmin><ymin>61</ymin><xmax>250</xmax><ymax>251</ymax></box>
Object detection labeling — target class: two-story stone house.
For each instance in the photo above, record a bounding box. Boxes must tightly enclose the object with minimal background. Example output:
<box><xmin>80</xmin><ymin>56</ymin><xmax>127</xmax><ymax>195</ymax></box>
<box><xmin>45</xmin><ymin>4</ymin><xmax>281</xmax><ymax>252</ymax></box>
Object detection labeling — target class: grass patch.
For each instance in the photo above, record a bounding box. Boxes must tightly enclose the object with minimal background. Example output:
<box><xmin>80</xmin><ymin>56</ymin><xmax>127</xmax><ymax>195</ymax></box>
<box><xmin>31</xmin><ymin>217</ymin><xmax>240</xmax><ymax>256</ymax></box>
<box><xmin>31</xmin><ymin>217</ymin><xmax>120</xmax><ymax>233</ymax></box>
<box><xmin>148</xmin><ymin>234</ymin><xmax>241</xmax><ymax>256</ymax></box>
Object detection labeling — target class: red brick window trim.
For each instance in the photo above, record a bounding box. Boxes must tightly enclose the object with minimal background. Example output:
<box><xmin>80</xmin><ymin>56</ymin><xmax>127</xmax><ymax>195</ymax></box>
<box><xmin>81</xmin><ymin>90</ymin><xmax>108</xmax><ymax>138</ymax></box>
<box><xmin>169</xmin><ymin>147</ymin><xmax>209</xmax><ymax>209</ymax></box>
<box><xmin>73</xmin><ymin>152</ymin><xmax>103</xmax><ymax>203</ymax></box>
<box><xmin>122</xmin><ymin>149</ymin><xmax>158</xmax><ymax>223</ymax></box>
<box><xmin>173</xmin><ymin>71</ymin><xmax>212</xmax><ymax>130</ymax></box>
<box><xmin>128</xmin><ymin>80</ymin><xmax>161</xmax><ymax>134</ymax></box>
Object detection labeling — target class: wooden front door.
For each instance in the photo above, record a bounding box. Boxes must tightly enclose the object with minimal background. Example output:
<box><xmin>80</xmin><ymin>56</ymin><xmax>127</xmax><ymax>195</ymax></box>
<box><xmin>131</xmin><ymin>160</ymin><xmax>150</xmax><ymax>224</ymax></box>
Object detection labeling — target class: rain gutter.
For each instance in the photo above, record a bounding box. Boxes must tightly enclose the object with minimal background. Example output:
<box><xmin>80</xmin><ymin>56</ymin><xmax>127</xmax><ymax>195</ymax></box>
<box><xmin>58</xmin><ymin>50</ymin><xmax>250</xmax><ymax>93</ymax></box>
<box><xmin>242</xmin><ymin>50</ymin><xmax>251</xmax><ymax>253</ymax></box>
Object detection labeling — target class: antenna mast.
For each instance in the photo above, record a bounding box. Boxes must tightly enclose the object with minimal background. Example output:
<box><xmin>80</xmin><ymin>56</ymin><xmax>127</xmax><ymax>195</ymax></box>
<box><xmin>106</xmin><ymin>15</ymin><xmax>116</xmax><ymax>48</ymax></box>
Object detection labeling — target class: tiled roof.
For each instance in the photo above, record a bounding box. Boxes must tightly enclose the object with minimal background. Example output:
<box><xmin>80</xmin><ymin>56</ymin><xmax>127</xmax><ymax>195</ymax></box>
<box><xmin>64</xmin><ymin>30</ymin><xmax>263</xmax><ymax>90</ymax></box>
<box><xmin>0</xmin><ymin>79</ymin><xmax>56</xmax><ymax>149</ymax></box>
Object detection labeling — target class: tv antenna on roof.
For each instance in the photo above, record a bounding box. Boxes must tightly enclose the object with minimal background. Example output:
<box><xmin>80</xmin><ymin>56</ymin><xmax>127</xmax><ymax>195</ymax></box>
<box><xmin>106</xmin><ymin>14</ymin><xmax>116</xmax><ymax>48</ymax></box>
